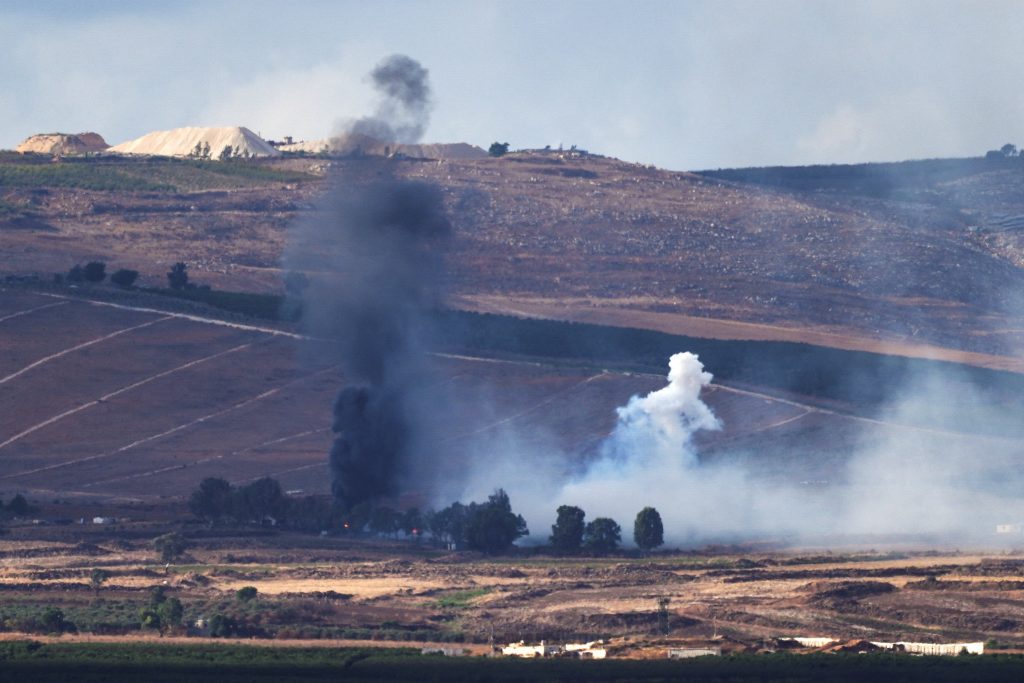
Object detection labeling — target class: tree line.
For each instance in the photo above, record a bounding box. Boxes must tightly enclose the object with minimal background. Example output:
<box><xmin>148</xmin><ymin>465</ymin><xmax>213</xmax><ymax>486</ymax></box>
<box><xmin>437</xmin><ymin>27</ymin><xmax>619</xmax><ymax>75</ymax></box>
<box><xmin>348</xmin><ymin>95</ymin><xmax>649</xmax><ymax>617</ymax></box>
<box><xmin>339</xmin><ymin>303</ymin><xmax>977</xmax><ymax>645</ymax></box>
<box><xmin>61</xmin><ymin>259</ymin><xmax>197</xmax><ymax>290</ymax></box>
<box><xmin>187</xmin><ymin>477</ymin><xmax>665</xmax><ymax>556</ymax></box>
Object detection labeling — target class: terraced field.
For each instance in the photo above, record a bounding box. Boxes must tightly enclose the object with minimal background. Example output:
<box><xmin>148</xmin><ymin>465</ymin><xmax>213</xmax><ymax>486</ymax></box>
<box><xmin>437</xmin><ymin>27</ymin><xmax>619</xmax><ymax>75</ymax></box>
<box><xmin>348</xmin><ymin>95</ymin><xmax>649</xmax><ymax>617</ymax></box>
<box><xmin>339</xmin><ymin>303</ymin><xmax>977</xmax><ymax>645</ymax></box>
<box><xmin>1</xmin><ymin>287</ymin><xmax>1017</xmax><ymax>513</ymax></box>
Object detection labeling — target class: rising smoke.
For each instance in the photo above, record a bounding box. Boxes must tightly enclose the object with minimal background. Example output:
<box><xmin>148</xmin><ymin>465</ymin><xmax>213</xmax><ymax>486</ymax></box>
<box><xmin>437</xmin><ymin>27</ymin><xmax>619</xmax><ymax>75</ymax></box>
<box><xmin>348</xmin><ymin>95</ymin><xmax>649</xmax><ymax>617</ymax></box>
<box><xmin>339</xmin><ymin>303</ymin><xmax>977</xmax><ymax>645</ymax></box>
<box><xmin>287</xmin><ymin>54</ymin><xmax>450</xmax><ymax>510</ymax></box>
<box><xmin>452</xmin><ymin>350</ymin><xmax>1024</xmax><ymax>548</ymax></box>
<box><xmin>346</xmin><ymin>54</ymin><xmax>433</xmax><ymax>144</ymax></box>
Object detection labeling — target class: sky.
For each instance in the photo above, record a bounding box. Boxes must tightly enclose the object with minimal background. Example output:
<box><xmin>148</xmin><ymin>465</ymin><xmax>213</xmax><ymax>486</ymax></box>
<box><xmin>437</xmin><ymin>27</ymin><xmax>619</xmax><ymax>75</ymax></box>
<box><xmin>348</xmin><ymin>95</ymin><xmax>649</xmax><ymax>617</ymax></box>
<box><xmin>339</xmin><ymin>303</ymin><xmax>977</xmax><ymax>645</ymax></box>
<box><xmin>3</xmin><ymin>0</ymin><xmax>1024</xmax><ymax>170</ymax></box>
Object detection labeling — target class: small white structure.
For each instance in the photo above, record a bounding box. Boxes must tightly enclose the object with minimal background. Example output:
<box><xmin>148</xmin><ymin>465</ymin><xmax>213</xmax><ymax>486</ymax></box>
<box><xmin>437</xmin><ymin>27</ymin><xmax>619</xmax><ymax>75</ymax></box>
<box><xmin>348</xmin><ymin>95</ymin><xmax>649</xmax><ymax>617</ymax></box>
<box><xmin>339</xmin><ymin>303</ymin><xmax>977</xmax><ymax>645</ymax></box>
<box><xmin>668</xmin><ymin>647</ymin><xmax>721</xmax><ymax>658</ymax></box>
<box><xmin>92</xmin><ymin>516</ymin><xmax>115</xmax><ymax>525</ymax></box>
<box><xmin>873</xmin><ymin>641</ymin><xmax>984</xmax><ymax>656</ymax></box>
<box><xmin>502</xmin><ymin>641</ymin><xmax>560</xmax><ymax>658</ymax></box>
<box><xmin>781</xmin><ymin>637</ymin><xmax>837</xmax><ymax>648</ymax></box>
<box><xmin>564</xmin><ymin>641</ymin><xmax>607</xmax><ymax>659</ymax></box>
<box><xmin>996</xmin><ymin>523</ymin><xmax>1023</xmax><ymax>534</ymax></box>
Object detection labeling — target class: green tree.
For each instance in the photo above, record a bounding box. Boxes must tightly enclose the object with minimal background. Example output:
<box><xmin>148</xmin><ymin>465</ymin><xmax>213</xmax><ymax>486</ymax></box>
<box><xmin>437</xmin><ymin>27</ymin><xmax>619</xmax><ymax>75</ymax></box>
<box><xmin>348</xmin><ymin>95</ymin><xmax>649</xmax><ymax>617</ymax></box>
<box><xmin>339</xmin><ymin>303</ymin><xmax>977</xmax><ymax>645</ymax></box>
<box><xmin>7</xmin><ymin>494</ymin><xmax>29</xmax><ymax>517</ymax></box>
<box><xmin>1000</xmin><ymin>143</ymin><xmax>1018</xmax><ymax>157</ymax></box>
<box><xmin>234</xmin><ymin>477</ymin><xmax>285</xmax><ymax>523</ymax></box>
<box><xmin>584</xmin><ymin>517</ymin><xmax>621</xmax><ymax>554</ymax></box>
<box><xmin>156</xmin><ymin>597</ymin><xmax>183</xmax><ymax>635</ymax></box>
<box><xmin>633</xmin><ymin>507</ymin><xmax>664</xmax><ymax>551</ymax></box>
<box><xmin>208</xmin><ymin>613</ymin><xmax>237</xmax><ymax>637</ymax></box>
<box><xmin>41</xmin><ymin>607</ymin><xmax>71</xmax><ymax>634</ymax></box>
<box><xmin>189</xmin><ymin>477</ymin><xmax>233</xmax><ymax>524</ymax></box>
<box><xmin>153</xmin><ymin>532</ymin><xmax>187</xmax><ymax>562</ymax></box>
<box><xmin>83</xmin><ymin>261</ymin><xmax>106</xmax><ymax>283</ymax></box>
<box><xmin>369</xmin><ymin>506</ymin><xmax>400</xmax><ymax>536</ymax></box>
<box><xmin>89</xmin><ymin>568</ymin><xmax>109</xmax><ymax>598</ymax></box>
<box><xmin>550</xmin><ymin>505</ymin><xmax>586</xmax><ymax>553</ymax></box>
<box><xmin>488</xmin><ymin>141</ymin><xmax>510</xmax><ymax>157</ymax></box>
<box><xmin>110</xmin><ymin>268</ymin><xmax>139</xmax><ymax>288</ymax></box>
<box><xmin>464</xmin><ymin>489</ymin><xmax>528</xmax><ymax>554</ymax></box>
<box><xmin>427</xmin><ymin>502</ymin><xmax>468</xmax><ymax>546</ymax></box>
<box><xmin>66</xmin><ymin>264</ymin><xmax>85</xmax><ymax>283</ymax></box>
<box><xmin>218</xmin><ymin>145</ymin><xmax>234</xmax><ymax>161</ymax></box>
<box><xmin>236</xmin><ymin>586</ymin><xmax>258</xmax><ymax>602</ymax></box>
<box><xmin>167</xmin><ymin>262</ymin><xmax>189</xmax><ymax>290</ymax></box>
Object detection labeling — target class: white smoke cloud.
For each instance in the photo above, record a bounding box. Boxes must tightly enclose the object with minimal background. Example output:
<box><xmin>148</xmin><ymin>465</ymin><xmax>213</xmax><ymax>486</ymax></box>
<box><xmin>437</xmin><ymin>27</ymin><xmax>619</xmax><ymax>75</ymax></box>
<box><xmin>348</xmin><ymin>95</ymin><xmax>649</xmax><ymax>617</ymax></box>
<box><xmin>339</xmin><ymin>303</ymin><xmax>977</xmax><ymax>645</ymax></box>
<box><xmin>453</xmin><ymin>352</ymin><xmax>1024</xmax><ymax>548</ymax></box>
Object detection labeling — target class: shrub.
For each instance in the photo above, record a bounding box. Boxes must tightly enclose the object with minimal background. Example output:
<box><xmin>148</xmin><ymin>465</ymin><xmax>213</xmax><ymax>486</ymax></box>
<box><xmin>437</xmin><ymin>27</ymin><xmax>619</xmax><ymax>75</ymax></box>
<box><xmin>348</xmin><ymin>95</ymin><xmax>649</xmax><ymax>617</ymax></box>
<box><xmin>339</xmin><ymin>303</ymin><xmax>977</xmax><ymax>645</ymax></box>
<box><xmin>110</xmin><ymin>268</ymin><xmax>138</xmax><ymax>288</ymax></box>
<box><xmin>6</xmin><ymin>494</ymin><xmax>29</xmax><ymax>517</ymax></box>
<box><xmin>66</xmin><ymin>264</ymin><xmax>85</xmax><ymax>283</ymax></box>
<box><xmin>167</xmin><ymin>262</ymin><xmax>189</xmax><ymax>290</ymax></box>
<box><xmin>83</xmin><ymin>261</ymin><xmax>106</xmax><ymax>283</ymax></box>
<box><xmin>153</xmin><ymin>532</ymin><xmax>187</xmax><ymax>562</ymax></box>
<box><xmin>236</xmin><ymin>586</ymin><xmax>258</xmax><ymax>602</ymax></box>
<box><xmin>488</xmin><ymin>142</ymin><xmax>510</xmax><ymax>157</ymax></box>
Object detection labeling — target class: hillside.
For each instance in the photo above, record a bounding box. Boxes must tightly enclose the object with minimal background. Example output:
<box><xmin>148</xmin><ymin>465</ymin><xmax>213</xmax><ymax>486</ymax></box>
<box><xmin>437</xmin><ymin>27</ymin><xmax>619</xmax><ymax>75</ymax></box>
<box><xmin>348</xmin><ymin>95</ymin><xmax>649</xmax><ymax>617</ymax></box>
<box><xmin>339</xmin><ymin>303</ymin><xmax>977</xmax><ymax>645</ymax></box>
<box><xmin>0</xmin><ymin>285</ymin><xmax>1021</xmax><ymax>512</ymax></box>
<box><xmin>1</xmin><ymin>150</ymin><xmax>1023</xmax><ymax>365</ymax></box>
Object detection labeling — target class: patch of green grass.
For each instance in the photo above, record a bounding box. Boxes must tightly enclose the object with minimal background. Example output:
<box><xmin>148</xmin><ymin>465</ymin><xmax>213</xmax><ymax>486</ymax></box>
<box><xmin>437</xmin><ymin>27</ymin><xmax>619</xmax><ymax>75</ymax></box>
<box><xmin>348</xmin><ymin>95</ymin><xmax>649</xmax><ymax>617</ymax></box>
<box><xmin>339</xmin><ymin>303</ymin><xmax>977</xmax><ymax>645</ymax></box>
<box><xmin>0</xmin><ymin>164</ymin><xmax>172</xmax><ymax>191</ymax></box>
<box><xmin>431</xmin><ymin>588</ymin><xmax>490</xmax><ymax>609</ymax></box>
<box><xmin>0</xmin><ymin>157</ymin><xmax>316</xmax><ymax>193</ymax></box>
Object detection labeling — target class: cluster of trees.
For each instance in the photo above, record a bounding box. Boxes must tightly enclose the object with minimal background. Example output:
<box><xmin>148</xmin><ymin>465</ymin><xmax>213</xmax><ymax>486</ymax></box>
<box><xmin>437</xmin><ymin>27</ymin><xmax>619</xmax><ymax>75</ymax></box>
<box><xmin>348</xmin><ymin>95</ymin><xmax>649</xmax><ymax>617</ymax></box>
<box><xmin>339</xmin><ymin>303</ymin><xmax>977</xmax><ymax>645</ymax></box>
<box><xmin>187</xmin><ymin>478</ymin><xmax>669</xmax><ymax>556</ymax></box>
<box><xmin>60</xmin><ymin>260</ymin><xmax>204</xmax><ymax>291</ymax></box>
<box><xmin>986</xmin><ymin>143</ymin><xmax>1024</xmax><ymax>159</ymax></box>
<box><xmin>424</xmin><ymin>490</ymin><xmax>529</xmax><ymax>554</ymax></box>
<box><xmin>65</xmin><ymin>261</ymin><xmax>138</xmax><ymax>288</ymax></box>
<box><xmin>188</xmin><ymin>476</ymin><xmax>324</xmax><ymax>528</ymax></box>
<box><xmin>139</xmin><ymin>586</ymin><xmax>183</xmax><ymax>636</ymax></box>
<box><xmin>488</xmin><ymin>141</ymin><xmax>510</xmax><ymax>157</ymax></box>
<box><xmin>550</xmin><ymin>505</ymin><xmax>664</xmax><ymax>554</ymax></box>
<box><xmin>187</xmin><ymin>141</ymin><xmax>256</xmax><ymax>161</ymax></box>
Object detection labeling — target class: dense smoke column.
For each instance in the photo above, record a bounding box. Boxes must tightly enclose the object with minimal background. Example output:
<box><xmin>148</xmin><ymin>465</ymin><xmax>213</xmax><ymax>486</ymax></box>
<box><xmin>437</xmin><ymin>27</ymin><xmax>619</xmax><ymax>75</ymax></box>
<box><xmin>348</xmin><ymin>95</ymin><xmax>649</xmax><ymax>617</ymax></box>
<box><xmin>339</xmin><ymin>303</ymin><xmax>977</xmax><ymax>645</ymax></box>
<box><xmin>286</xmin><ymin>54</ymin><xmax>448</xmax><ymax>510</ymax></box>
<box><xmin>295</xmin><ymin>176</ymin><xmax>451</xmax><ymax>510</ymax></box>
<box><xmin>349</xmin><ymin>54</ymin><xmax>433</xmax><ymax>144</ymax></box>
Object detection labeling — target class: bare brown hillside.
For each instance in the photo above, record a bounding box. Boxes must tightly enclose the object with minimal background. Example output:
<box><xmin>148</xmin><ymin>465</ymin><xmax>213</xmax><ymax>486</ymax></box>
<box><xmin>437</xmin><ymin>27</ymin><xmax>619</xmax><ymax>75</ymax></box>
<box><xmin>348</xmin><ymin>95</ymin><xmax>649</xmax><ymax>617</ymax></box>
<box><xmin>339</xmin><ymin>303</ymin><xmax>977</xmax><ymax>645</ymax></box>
<box><xmin>2</xmin><ymin>151</ymin><xmax>1023</xmax><ymax>361</ymax></box>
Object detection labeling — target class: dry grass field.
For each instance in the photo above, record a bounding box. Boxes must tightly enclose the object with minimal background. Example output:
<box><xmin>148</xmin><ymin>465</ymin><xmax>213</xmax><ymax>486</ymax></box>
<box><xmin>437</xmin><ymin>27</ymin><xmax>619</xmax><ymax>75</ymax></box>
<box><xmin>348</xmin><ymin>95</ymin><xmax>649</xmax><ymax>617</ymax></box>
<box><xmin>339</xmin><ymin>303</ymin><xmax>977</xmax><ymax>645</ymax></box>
<box><xmin>2</xmin><ymin>530</ymin><xmax>1024</xmax><ymax>651</ymax></box>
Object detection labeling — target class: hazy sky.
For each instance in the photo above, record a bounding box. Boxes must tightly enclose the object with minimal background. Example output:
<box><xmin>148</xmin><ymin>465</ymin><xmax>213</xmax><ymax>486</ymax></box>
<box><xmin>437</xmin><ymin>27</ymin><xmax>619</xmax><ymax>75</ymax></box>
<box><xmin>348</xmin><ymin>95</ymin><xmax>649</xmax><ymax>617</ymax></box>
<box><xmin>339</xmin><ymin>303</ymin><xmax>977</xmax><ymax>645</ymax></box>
<box><xmin>4</xmin><ymin>0</ymin><xmax>1024</xmax><ymax>170</ymax></box>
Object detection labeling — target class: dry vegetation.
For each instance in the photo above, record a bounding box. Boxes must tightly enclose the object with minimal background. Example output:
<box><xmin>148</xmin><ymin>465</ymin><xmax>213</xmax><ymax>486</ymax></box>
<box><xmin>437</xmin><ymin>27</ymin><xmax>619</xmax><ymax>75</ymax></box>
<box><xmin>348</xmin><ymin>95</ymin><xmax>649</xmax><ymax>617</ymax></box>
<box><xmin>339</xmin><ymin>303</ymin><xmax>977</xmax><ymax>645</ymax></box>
<box><xmin>2</xmin><ymin>151</ymin><xmax>1024</xmax><ymax>362</ymax></box>
<box><xmin>2</xmin><ymin>529</ymin><xmax>1024</xmax><ymax>652</ymax></box>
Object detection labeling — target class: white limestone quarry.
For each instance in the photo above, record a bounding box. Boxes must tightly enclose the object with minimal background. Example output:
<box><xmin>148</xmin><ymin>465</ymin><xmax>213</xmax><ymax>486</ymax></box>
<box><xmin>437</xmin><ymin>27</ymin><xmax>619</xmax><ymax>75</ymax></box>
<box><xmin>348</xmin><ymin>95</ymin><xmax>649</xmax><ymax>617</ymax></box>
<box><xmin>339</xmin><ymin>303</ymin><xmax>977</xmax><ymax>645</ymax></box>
<box><xmin>16</xmin><ymin>132</ymin><xmax>109</xmax><ymax>155</ymax></box>
<box><xmin>109</xmin><ymin>126</ymin><xmax>280</xmax><ymax>159</ymax></box>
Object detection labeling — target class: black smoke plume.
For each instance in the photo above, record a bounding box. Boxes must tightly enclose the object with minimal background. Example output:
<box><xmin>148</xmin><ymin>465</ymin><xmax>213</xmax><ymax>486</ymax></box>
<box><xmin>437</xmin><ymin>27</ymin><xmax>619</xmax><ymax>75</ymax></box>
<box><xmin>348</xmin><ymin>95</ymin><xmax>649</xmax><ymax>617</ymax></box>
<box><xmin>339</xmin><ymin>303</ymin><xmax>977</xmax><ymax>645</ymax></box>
<box><xmin>348</xmin><ymin>54</ymin><xmax>433</xmax><ymax>144</ymax></box>
<box><xmin>292</xmin><ymin>174</ymin><xmax>451</xmax><ymax>510</ymax></box>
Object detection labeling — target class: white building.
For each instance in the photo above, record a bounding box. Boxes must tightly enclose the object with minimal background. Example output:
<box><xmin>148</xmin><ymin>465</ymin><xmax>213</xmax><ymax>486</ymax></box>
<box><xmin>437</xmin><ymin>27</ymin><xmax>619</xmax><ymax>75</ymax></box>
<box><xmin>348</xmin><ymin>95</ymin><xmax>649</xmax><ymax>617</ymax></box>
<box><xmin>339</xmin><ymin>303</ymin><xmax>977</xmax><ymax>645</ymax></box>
<box><xmin>502</xmin><ymin>641</ymin><xmax>561</xmax><ymax>658</ymax></box>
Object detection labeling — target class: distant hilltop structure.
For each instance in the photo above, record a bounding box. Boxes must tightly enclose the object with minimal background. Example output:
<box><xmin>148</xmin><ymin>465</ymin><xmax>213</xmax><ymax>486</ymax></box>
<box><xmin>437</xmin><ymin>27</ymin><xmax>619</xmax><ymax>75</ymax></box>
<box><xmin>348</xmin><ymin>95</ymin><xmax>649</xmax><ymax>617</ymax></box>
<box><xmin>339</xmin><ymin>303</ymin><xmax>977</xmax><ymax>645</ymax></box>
<box><xmin>108</xmin><ymin>126</ymin><xmax>280</xmax><ymax>159</ymax></box>
<box><xmin>16</xmin><ymin>132</ymin><xmax>109</xmax><ymax>155</ymax></box>
<box><xmin>274</xmin><ymin>132</ymin><xmax>487</xmax><ymax>160</ymax></box>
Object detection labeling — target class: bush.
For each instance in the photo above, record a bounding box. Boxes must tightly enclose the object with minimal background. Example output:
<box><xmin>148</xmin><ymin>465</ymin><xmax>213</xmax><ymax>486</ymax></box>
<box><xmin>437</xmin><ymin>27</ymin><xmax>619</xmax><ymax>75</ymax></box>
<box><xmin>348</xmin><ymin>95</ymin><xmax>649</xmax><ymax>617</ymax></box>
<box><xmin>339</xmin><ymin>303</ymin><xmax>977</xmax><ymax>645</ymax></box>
<box><xmin>236</xmin><ymin>586</ymin><xmax>258</xmax><ymax>602</ymax></box>
<box><xmin>110</xmin><ymin>268</ymin><xmax>138</xmax><ymax>288</ymax></box>
<box><xmin>66</xmin><ymin>264</ymin><xmax>85</xmax><ymax>283</ymax></box>
<box><xmin>153</xmin><ymin>532</ymin><xmax>187</xmax><ymax>562</ymax></box>
<box><xmin>167</xmin><ymin>262</ymin><xmax>189</xmax><ymax>290</ymax></box>
<box><xmin>6</xmin><ymin>494</ymin><xmax>29</xmax><ymax>517</ymax></box>
<box><xmin>83</xmin><ymin>261</ymin><xmax>106</xmax><ymax>283</ymax></box>
<box><xmin>488</xmin><ymin>142</ymin><xmax>510</xmax><ymax>157</ymax></box>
